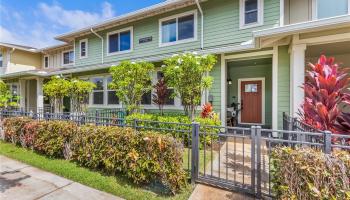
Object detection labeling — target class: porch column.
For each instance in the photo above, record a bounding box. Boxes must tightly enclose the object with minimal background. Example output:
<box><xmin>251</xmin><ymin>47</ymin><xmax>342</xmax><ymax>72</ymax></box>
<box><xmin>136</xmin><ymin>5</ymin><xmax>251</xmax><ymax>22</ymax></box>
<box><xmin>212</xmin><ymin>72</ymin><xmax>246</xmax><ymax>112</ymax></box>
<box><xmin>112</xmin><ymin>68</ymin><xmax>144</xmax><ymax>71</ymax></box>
<box><xmin>272</xmin><ymin>46</ymin><xmax>278</xmax><ymax>130</ymax></box>
<box><xmin>290</xmin><ymin>43</ymin><xmax>306</xmax><ymax>117</ymax></box>
<box><xmin>220</xmin><ymin>54</ymin><xmax>227</xmax><ymax>126</ymax></box>
<box><xmin>36</xmin><ymin>78</ymin><xmax>44</xmax><ymax>113</ymax></box>
<box><xmin>19</xmin><ymin>79</ymin><xmax>26</xmax><ymax>110</ymax></box>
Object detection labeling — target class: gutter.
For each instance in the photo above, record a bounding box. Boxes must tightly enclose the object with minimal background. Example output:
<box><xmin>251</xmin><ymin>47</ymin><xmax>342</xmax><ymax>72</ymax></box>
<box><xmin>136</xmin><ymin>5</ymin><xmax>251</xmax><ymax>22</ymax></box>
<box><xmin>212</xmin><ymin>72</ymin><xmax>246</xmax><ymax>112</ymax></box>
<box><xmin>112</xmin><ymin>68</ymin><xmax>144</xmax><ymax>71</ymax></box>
<box><xmin>90</xmin><ymin>28</ymin><xmax>104</xmax><ymax>64</ymax></box>
<box><xmin>195</xmin><ymin>0</ymin><xmax>204</xmax><ymax>49</ymax></box>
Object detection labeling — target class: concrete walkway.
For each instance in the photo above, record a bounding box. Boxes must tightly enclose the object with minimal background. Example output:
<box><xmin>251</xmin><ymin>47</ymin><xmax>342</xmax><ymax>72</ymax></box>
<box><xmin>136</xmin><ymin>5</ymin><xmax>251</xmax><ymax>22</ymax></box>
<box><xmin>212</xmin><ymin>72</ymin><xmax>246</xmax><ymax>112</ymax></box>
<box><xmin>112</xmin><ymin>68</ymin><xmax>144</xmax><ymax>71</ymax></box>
<box><xmin>0</xmin><ymin>155</ymin><xmax>123</xmax><ymax>200</ymax></box>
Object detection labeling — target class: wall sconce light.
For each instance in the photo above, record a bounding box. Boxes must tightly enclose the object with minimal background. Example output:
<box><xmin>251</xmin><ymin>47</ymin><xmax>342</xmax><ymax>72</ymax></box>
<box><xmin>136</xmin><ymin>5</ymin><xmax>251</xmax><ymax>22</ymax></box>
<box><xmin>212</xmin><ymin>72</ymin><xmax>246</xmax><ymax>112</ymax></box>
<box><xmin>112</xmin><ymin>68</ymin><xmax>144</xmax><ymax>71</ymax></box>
<box><xmin>227</xmin><ymin>78</ymin><xmax>232</xmax><ymax>85</ymax></box>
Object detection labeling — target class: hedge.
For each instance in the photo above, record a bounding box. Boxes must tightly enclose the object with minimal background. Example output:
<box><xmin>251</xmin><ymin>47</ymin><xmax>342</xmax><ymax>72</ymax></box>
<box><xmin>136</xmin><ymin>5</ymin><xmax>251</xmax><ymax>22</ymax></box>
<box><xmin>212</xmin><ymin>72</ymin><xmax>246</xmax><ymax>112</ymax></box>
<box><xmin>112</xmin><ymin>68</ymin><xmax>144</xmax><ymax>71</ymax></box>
<box><xmin>271</xmin><ymin>147</ymin><xmax>350</xmax><ymax>200</ymax></box>
<box><xmin>2</xmin><ymin>117</ymin><xmax>187</xmax><ymax>194</ymax></box>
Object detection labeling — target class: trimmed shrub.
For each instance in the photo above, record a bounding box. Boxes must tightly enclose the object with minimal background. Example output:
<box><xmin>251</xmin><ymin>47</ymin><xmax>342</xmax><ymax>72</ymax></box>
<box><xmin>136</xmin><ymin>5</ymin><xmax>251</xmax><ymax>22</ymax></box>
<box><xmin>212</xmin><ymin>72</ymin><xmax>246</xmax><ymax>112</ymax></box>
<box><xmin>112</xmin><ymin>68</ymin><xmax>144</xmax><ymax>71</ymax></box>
<box><xmin>3</xmin><ymin>117</ymin><xmax>33</xmax><ymax>144</ymax></box>
<box><xmin>33</xmin><ymin>120</ymin><xmax>77</xmax><ymax>158</ymax></box>
<box><xmin>1</xmin><ymin>117</ymin><xmax>187</xmax><ymax>194</ymax></box>
<box><xmin>271</xmin><ymin>147</ymin><xmax>350</xmax><ymax>200</ymax></box>
<box><xmin>70</xmin><ymin>125</ymin><xmax>187</xmax><ymax>193</ymax></box>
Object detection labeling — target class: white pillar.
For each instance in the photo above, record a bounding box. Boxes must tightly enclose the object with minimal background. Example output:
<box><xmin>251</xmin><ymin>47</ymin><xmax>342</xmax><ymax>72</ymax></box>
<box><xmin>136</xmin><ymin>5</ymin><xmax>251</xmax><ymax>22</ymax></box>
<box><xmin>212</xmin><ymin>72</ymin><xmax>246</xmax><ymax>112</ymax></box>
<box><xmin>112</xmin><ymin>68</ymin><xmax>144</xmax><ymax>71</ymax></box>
<box><xmin>36</xmin><ymin>78</ymin><xmax>44</xmax><ymax>113</ymax></box>
<box><xmin>19</xmin><ymin>79</ymin><xmax>26</xmax><ymax>110</ymax></box>
<box><xmin>272</xmin><ymin>46</ymin><xmax>279</xmax><ymax>130</ymax></box>
<box><xmin>220</xmin><ymin>54</ymin><xmax>227</xmax><ymax>126</ymax></box>
<box><xmin>290</xmin><ymin>43</ymin><xmax>306</xmax><ymax>117</ymax></box>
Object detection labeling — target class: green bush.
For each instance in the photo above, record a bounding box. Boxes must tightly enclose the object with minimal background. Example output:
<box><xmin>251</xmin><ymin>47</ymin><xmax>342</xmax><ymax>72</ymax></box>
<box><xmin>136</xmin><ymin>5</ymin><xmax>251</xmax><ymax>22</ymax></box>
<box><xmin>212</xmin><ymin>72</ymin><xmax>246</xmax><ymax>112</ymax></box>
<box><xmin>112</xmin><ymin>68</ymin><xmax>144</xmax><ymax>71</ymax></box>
<box><xmin>2</xmin><ymin>117</ymin><xmax>187</xmax><ymax>194</ymax></box>
<box><xmin>3</xmin><ymin>117</ymin><xmax>33</xmax><ymax>144</ymax></box>
<box><xmin>271</xmin><ymin>147</ymin><xmax>350</xmax><ymax>200</ymax></box>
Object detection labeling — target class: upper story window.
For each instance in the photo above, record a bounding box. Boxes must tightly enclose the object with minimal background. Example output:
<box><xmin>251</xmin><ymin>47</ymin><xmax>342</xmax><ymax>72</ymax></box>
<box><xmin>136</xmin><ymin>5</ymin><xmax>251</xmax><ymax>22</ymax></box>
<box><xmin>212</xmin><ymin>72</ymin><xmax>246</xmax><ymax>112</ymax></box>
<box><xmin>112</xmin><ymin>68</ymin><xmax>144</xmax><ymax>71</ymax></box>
<box><xmin>0</xmin><ymin>53</ymin><xmax>3</xmax><ymax>67</ymax></box>
<box><xmin>44</xmin><ymin>56</ymin><xmax>49</xmax><ymax>68</ymax></box>
<box><xmin>62</xmin><ymin>50</ymin><xmax>74</xmax><ymax>65</ymax></box>
<box><xmin>315</xmin><ymin>0</ymin><xmax>349</xmax><ymax>19</ymax></box>
<box><xmin>107</xmin><ymin>27</ymin><xmax>133</xmax><ymax>55</ymax></box>
<box><xmin>159</xmin><ymin>10</ymin><xmax>197</xmax><ymax>46</ymax></box>
<box><xmin>240</xmin><ymin>0</ymin><xmax>264</xmax><ymax>29</ymax></box>
<box><xmin>79</xmin><ymin>39</ymin><xmax>88</xmax><ymax>58</ymax></box>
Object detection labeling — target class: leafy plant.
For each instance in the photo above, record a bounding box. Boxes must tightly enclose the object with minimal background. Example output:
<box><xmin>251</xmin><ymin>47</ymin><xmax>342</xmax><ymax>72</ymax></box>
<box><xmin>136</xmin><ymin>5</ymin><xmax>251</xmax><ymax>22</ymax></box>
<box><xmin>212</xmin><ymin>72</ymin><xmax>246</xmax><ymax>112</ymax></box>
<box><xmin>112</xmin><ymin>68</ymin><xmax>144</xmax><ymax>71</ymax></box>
<box><xmin>300</xmin><ymin>55</ymin><xmax>350</xmax><ymax>134</ymax></box>
<box><xmin>271</xmin><ymin>147</ymin><xmax>350</xmax><ymax>200</ymax></box>
<box><xmin>0</xmin><ymin>80</ymin><xmax>19</xmax><ymax>109</ymax></box>
<box><xmin>200</xmin><ymin>103</ymin><xmax>213</xmax><ymax>118</ymax></box>
<box><xmin>163</xmin><ymin>53</ymin><xmax>217</xmax><ymax>119</ymax></box>
<box><xmin>152</xmin><ymin>78</ymin><xmax>171</xmax><ymax>116</ymax></box>
<box><xmin>109</xmin><ymin>61</ymin><xmax>155</xmax><ymax>114</ymax></box>
<box><xmin>69</xmin><ymin>79</ymin><xmax>96</xmax><ymax>113</ymax></box>
<box><xmin>43</xmin><ymin>76</ymin><xmax>71</xmax><ymax>112</ymax></box>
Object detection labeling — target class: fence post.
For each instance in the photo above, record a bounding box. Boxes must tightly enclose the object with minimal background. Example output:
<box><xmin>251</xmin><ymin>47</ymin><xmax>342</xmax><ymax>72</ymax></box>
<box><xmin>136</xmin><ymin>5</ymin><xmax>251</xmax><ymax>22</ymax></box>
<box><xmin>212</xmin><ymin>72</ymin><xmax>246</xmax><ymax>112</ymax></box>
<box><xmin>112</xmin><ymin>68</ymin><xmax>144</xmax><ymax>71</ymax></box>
<box><xmin>191</xmin><ymin>122</ymin><xmax>200</xmax><ymax>184</ymax></box>
<box><xmin>95</xmin><ymin>110</ymin><xmax>99</xmax><ymax>126</ymax></box>
<box><xmin>323</xmin><ymin>131</ymin><xmax>332</xmax><ymax>154</ymax></box>
<box><xmin>255</xmin><ymin>126</ymin><xmax>262</xmax><ymax>198</ymax></box>
<box><xmin>250</xmin><ymin>126</ymin><xmax>256</xmax><ymax>194</ymax></box>
<box><xmin>133</xmin><ymin>119</ymin><xmax>138</xmax><ymax>130</ymax></box>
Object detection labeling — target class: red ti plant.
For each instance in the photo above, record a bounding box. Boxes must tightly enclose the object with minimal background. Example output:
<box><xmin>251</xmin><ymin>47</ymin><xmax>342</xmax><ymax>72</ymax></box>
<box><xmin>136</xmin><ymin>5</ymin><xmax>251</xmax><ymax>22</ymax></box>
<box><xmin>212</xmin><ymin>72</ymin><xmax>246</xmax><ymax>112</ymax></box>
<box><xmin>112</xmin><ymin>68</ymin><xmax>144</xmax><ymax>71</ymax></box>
<box><xmin>300</xmin><ymin>55</ymin><xmax>350</xmax><ymax>134</ymax></box>
<box><xmin>201</xmin><ymin>103</ymin><xmax>213</xmax><ymax>118</ymax></box>
<box><xmin>152</xmin><ymin>78</ymin><xmax>170</xmax><ymax>116</ymax></box>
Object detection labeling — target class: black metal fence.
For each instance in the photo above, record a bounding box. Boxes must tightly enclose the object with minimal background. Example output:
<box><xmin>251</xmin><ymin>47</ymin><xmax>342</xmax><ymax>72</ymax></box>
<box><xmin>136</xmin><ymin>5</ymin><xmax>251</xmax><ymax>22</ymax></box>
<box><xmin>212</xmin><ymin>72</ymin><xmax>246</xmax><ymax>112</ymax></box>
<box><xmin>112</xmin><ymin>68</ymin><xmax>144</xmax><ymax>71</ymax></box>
<box><xmin>1</xmin><ymin>110</ymin><xmax>349</xmax><ymax>198</ymax></box>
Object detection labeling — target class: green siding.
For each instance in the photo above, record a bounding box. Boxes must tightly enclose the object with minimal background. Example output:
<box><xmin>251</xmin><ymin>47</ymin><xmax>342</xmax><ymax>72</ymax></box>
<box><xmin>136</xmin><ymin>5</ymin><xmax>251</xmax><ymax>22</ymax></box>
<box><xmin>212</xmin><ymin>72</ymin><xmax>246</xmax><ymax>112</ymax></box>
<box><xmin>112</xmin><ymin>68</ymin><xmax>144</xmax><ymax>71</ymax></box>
<box><xmin>74</xmin><ymin>0</ymin><xmax>280</xmax><ymax>68</ymax></box>
<box><xmin>227</xmin><ymin>64</ymin><xmax>272</xmax><ymax>126</ymax></box>
<box><xmin>277</xmin><ymin>46</ymin><xmax>290</xmax><ymax>129</ymax></box>
<box><xmin>209</xmin><ymin>55</ymin><xmax>221</xmax><ymax>113</ymax></box>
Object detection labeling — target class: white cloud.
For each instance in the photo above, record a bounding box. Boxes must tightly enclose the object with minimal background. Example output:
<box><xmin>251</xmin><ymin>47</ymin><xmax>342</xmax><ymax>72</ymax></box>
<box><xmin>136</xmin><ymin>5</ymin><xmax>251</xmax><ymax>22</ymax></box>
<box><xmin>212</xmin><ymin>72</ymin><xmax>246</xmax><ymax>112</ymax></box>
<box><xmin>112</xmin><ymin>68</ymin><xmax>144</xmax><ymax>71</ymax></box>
<box><xmin>38</xmin><ymin>2</ymin><xmax>115</xmax><ymax>29</ymax></box>
<box><xmin>0</xmin><ymin>2</ymin><xmax>115</xmax><ymax>48</ymax></box>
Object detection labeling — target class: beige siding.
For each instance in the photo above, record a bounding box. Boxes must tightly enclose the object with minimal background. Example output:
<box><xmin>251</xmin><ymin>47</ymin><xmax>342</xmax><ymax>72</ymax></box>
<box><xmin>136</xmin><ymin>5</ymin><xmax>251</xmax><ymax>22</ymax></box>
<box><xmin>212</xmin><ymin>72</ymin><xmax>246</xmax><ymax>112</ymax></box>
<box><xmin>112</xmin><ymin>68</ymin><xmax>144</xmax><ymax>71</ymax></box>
<box><xmin>284</xmin><ymin>0</ymin><xmax>312</xmax><ymax>25</ymax></box>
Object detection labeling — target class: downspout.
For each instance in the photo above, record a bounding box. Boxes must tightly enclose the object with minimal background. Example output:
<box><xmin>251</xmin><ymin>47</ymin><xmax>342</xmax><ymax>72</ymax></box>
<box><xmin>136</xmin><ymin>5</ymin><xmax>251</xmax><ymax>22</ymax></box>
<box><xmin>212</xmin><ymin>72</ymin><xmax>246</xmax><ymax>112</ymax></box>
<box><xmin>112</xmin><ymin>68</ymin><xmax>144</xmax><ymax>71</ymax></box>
<box><xmin>90</xmin><ymin>28</ymin><xmax>104</xmax><ymax>64</ymax></box>
<box><xmin>195</xmin><ymin>0</ymin><xmax>204</xmax><ymax>50</ymax></box>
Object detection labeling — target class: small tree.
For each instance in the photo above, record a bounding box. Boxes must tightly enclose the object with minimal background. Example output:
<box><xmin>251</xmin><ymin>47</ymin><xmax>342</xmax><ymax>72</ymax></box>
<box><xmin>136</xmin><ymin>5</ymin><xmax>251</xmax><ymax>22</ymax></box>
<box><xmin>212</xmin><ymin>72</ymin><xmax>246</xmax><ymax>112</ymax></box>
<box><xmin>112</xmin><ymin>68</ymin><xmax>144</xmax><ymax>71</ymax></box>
<box><xmin>163</xmin><ymin>52</ymin><xmax>217</xmax><ymax>119</ymax></box>
<box><xmin>0</xmin><ymin>80</ymin><xmax>19</xmax><ymax>109</ymax></box>
<box><xmin>299</xmin><ymin>55</ymin><xmax>350</xmax><ymax>134</ymax></box>
<box><xmin>69</xmin><ymin>79</ymin><xmax>96</xmax><ymax>113</ymax></box>
<box><xmin>109</xmin><ymin>61</ymin><xmax>154</xmax><ymax>113</ymax></box>
<box><xmin>152</xmin><ymin>78</ymin><xmax>170</xmax><ymax>115</ymax></box>
<box><xmin>43</xmin><ymin>76</ymin><xmax>70</xmax><ymax>113</ymax></box>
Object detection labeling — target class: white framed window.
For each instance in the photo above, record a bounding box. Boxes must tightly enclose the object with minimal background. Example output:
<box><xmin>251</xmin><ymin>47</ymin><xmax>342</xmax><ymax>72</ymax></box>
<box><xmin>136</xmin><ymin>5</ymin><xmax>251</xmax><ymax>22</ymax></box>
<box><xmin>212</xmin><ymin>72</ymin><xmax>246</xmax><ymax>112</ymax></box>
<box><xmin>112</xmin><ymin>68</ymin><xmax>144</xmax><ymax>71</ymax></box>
<box><xmin>44</xmin><ymin>56</ymin><xmax>49</xmax><ymax>68</ymax></box>
<box><xmin>106</xmin><ymin>27</ymin><xmax>133</xmax><ymax>56</ymax></box>
<box><xmin>313</xmin><ymin>0</ymin><xmax>350</xmax><ymax>20</ymax></box>
<box><xmin>159</xmin><ymin>10</ymin><xmax>197</xmax><ymax>47</ymax></box>
<box><xmin>91</xmin><ymin>77</ymin><xmax>104</xmax><ymax>105</ymax></box>
<box><xmin>0</xmin><ymin>52</ymin><xmax>3</xmax><ymax>67</ymax></box>
<box><xmin>79</xmin><ymin>39</ymin><xmax>88</xmax><ymax>59</ymax></box>
<box><xmin>106</xmin><ymin>77</ymin><xmax>119</xmax><ymax>105</ymax></box>
<box><xmin>62</xmin><ymin>50</ymin><xmax>74</xmax><ymax>66</ymax></box>
<box><xmin>239</xmin><ymin>0</ymin><xmax>264</xmax><ymax>29</ymax></box>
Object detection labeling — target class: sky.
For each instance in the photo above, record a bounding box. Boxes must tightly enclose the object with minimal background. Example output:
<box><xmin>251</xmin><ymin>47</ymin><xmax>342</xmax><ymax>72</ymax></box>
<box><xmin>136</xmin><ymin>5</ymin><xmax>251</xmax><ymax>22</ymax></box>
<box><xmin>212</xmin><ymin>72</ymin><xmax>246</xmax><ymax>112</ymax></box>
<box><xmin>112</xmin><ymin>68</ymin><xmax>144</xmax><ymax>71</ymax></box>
<box><xmin>0</xmin><ymin>0</ymin><xmax>164</xmax><ymax>48</ymax></box>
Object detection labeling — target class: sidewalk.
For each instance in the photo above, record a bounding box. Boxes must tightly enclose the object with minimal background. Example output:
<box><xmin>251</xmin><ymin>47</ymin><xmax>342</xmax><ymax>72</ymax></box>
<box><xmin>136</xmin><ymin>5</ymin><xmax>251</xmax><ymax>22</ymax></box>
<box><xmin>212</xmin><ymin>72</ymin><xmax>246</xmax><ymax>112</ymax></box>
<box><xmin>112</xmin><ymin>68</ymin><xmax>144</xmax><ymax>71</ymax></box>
<box><xmin>0</xmin><ymin>155</ymin><xmax>123</xmax><ymax>200</ymax></box>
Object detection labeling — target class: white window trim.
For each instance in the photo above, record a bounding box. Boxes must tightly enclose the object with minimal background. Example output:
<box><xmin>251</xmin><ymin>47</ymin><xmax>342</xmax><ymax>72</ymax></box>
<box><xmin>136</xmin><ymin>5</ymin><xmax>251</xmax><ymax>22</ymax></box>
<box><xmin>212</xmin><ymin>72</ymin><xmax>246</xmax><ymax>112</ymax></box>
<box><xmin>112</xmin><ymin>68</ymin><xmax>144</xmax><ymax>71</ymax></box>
<box><xmin>312</xmin><ymin>0</ymin><xmax>350</xmax><ymax>21</ymax></box>
<box><xmin>159</xmin><ymin>10</ymin><xmax>198</xmax><ymax>47</ymax></box>
<box><xmin>106</xmin><ymin>26</ymin><xmax>133</xmax><ymax>56</ymax></box>
<box><xmin>0</xmin><ymin>52</ymin><xmax>3</xmax><ymax>67</ymax></box>
<box><xmin>89</xmin><ymin>76</ymin><xmax>121</xmax><ymax>107</ymax></box>
<box><xmin>44</xmin><ymin>55</ymin><xmax>49</xmax><ymax>68</ymax></box>
<box><xmin>237</xmin><ymin>77</ymin><xmax>265</xmax><ymax>125</ymax></box>
<box><xmin>239</xmin><ymin>0</ymin><xmax>264</xmax><ymax>30</ymax></box>
<box><xmin>79</xmin><ymin>39</ymin><xmax>88</xmax><ymax>59</ymax></box>
<box><xmin>61</xmin><ymin>49</ymin><xmax>74</xmax><ymax>66</ymax></box>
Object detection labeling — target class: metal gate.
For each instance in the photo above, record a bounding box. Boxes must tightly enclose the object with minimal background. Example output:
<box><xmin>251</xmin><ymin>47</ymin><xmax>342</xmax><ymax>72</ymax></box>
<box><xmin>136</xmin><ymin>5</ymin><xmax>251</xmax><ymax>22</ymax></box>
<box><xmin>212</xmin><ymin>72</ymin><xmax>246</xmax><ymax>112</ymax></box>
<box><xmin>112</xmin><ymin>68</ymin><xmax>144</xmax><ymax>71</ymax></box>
<box><xmin>191</xmin><ymin>125</ymin><xmax>265</xmax><ymax>198</ymax></box>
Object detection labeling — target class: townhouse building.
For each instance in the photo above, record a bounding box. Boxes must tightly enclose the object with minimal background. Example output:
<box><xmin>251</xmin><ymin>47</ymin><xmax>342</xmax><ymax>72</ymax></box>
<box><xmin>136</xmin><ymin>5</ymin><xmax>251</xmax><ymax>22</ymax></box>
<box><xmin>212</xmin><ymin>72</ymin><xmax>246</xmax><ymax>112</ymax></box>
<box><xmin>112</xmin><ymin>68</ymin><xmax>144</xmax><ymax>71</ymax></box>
<box><xmin>1</xmin><ymin>0</ymin><xmax>350</xmax><ymax>129</ymax></box>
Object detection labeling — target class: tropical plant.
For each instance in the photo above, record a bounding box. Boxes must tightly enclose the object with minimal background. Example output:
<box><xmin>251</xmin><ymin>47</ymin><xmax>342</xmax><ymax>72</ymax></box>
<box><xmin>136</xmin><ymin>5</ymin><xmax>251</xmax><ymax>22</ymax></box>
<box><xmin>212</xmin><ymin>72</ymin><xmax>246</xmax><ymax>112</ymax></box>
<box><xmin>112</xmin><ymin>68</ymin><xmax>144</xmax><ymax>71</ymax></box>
<box><xmin>300</xmin><ymin>55</ymin><xmax>350</xmax><ymax>134</ymax></box>
<box><xmin>200</xmin><ymin>103</ymin><xmax>213</xmax><ymax>118</ymax></box>
<box><xmin>43</xmin><ymin>76</ymin><xmax>71</xmax><ymax>112</ymax></box>
<box><xmin>163</xmin><ymin>53</ymin><xmax>217</xmax><ymax>119</ymax></box>
<box><xmin>0</xmin><ymin>80</ymin><xmax>19</xmax><ymax>109</ymax></box>
<box><xmin>109</xmin><ymin>61</ymin><xmax>155</xmax><ymax>113</ymax></box>
<box><xmin>152</xmin><ymin>78</ymin><xmax>171</xmax><ymax>115</ymax></box>
<box><xmin>69</xmin><ymin>79</ymin><xmax>96</xmax><ymax>113</ymax></box>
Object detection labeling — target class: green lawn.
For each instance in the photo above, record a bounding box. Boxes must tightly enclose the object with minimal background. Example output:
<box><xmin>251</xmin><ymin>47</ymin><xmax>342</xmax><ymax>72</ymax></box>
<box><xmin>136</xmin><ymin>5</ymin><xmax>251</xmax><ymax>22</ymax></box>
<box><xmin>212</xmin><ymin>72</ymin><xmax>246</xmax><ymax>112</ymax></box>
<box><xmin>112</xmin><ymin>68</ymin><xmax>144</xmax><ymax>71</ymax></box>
<box><xmin>0</xmin><ymin>141</ymin><xmax>193</xmax><ymax>200</ymax></box>
<box><xmin>183</xmin><ymin>148</ymin><xmax>217</xmax><ymax>174</ymax></box>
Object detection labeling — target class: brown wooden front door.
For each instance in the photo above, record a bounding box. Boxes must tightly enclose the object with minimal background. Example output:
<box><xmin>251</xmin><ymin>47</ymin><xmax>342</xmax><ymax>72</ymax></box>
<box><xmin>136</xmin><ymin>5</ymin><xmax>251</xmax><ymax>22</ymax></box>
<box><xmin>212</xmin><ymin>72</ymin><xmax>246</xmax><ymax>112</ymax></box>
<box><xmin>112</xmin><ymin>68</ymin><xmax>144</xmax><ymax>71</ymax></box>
<box><xmin>240</xmin><ymin>80</ymin><xmax>262</xmax><ymax>124</ymax></box>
